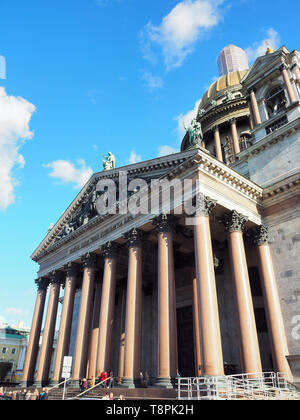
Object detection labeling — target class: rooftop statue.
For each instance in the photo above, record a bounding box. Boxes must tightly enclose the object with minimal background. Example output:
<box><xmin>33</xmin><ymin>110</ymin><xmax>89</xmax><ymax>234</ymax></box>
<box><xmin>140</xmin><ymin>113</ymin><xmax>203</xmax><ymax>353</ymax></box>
<box><xmin>103</xmin><ymin>152</ymin><xmax>116</xmax><ymax>171</ymax></box>
<box><xmin>184</xmin><ymin>118</ymin><xmax>203</xmax><ymax>149</ymax></box>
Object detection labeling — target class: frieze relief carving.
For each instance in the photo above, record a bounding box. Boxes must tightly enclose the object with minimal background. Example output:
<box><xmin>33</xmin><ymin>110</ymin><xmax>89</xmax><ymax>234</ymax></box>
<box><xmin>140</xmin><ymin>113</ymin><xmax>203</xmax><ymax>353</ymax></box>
<box><xmin>54</xmin><ymin>188</ymin><xmax>100</xmax><ymax>243</ymax></box>
<box><xmin>53</xmin><ymin>174</ymin><xmax>160</xmax><ymax>245</ymax></box>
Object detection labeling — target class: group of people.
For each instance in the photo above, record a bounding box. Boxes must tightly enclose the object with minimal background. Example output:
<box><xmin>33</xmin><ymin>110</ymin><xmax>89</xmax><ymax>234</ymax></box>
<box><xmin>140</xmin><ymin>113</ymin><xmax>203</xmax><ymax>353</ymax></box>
<box><xmin>0</xmin><ymin>387</ymin><xmax>48</xmax><ymax>400</ymax></box>
<box><xmin>79</xmin><ymin>371</ymin><xmax>114</xmax><ymax>392</ymax></box>
<box><xmin>102</xmin><ymin>392</ymin><xmax>125</xmax><ymax>400</ymax></box>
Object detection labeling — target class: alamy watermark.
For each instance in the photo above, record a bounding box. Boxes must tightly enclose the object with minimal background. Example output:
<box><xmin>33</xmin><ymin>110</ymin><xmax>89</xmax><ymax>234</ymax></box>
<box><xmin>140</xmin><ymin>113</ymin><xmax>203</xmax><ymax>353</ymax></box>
<box><xmin>292</xmin><ymin>315</ymin><xmax>300</xmax><ymax>341</ymax></box>
<box><xmin>95</xmin><ymin>171</ymin><xmax>213</xmax><ymax>226</ymax></box>
<box><xmin>0</xmin><ymin>54</ymin><xmax>6</xmax><ymax>79</ymax></box>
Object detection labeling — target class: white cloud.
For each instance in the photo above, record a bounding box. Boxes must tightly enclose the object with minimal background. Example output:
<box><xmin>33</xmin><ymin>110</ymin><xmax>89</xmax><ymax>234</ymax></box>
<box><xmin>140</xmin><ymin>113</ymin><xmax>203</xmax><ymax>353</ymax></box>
<box><xmin>246</xmin><ymin>29</ymin><xmax>281</xmax><ymax>63</ymax></box>
<box><xmin>141</xmin><ymin>0</ymin><xmax>225</xmax><ymax>70</ymax></box>
<box><xmin>127</xmin><ymin>151</ymin><xmax>142</xmax><ymax>165</ymax></box>
<box><xmin>158</xmin><ymin>145</ymin><xmax>179</xmax><ymax>157</ymax></box>
<box><xmin>45</xmin><ymin>159</ymin><xmax>93</xmax><ymax>189</ymax></box>
<box><xmin>142</xmin><ymin>72</ymin><xmax>164</xmax><ymax>90</ymax></box>
<box><xmin>0</xmin><ymin>87</ymin><xmax>36</xmax><ymax>211</ymax></box>
<box><xmin>175</xmin><ymin>98</ymin><xmax>202</xmax><ymax>138</ymax></box>
<box><xmin>5</xmin><ymin>307</ymin><xmax>29</xmax><ymax>317</ymax></box>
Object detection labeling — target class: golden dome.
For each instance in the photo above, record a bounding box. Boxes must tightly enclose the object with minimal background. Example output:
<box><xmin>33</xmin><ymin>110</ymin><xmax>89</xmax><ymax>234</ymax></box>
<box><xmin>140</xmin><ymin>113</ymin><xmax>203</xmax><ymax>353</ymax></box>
<box><xmin>200</xmin><ymin>70</ymin><xmax>248</xmax><ymax>109</ymax></box>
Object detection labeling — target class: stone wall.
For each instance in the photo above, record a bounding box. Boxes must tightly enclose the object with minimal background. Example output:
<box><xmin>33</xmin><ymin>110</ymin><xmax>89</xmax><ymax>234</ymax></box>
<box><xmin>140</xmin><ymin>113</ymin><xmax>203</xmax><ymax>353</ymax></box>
<box><xmin>247</xmin><ymin>132</ymin><xmax>300</xmax><ymax>187</ymax></box>
<box><xmin>266</xmin><ymin>203</ymin><xmax>300</xmax><ymax>357</ymax></box>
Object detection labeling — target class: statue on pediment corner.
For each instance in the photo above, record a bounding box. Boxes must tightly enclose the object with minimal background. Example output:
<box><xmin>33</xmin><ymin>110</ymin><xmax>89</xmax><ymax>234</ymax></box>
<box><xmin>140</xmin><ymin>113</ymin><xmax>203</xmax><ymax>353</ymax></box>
<box><xmin>183</xmin><ymin>118</ymin><xmax>203</xmax><ymax>149</ymax></box>
<box><xmin>103</xmin><ymin>152</ymin><xmax>116</xmax><ymax>171</ymax></box>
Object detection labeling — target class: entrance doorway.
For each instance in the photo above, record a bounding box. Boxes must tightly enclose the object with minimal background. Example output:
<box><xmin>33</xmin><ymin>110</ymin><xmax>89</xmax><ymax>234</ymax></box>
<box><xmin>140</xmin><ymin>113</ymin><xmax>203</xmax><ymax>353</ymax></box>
<box><xmin>177</xmin><ymin>306</ymin><xmax>195</xmax><ymax>377</ymax></box>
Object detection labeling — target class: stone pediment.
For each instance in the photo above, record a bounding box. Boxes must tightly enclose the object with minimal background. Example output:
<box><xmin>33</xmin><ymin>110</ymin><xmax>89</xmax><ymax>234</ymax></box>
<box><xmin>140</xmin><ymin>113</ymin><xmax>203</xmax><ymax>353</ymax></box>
<box><xmin>241</xmin><ymin>46</ymin><xmax>290</xmax><ymax>88</ymax></box>
<box><xmin>32</xmin><ymin>148</ymin><xmax>263</xmax><ymax>264</ymax></box>
<box><xmin>31</xmin><ymin>150</ymin><xmax>197</xmax><ymax>261</ymax></box>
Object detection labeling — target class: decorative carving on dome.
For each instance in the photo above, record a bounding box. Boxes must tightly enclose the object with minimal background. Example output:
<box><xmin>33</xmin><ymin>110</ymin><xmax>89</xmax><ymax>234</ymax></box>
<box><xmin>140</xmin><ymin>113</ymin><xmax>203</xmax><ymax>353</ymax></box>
<box><xmin>198</xmin><ymin>108</ymin><xmax>206</xmax><ymax>118</ymax></box>
<box><xmin>224</xmin><ymin>90</ymin><xmax>234</xmax><ymax>102</ymax></box>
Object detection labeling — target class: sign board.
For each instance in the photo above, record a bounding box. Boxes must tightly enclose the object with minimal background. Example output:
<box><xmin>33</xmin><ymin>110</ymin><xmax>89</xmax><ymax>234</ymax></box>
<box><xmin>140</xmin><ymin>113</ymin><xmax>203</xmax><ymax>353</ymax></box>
<box><xmin>61</xmin><ymin>356</ymin><xmax>73</xmax><ymax>379</ymax></box>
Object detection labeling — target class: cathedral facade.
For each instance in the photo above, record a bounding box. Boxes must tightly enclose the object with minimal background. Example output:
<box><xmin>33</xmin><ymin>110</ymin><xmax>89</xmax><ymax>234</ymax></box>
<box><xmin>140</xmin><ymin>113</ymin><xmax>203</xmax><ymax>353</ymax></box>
<box><xmin>22</xmin><ymin>45</ymin><xmax>300</xmax><ymax>388</ymax></box>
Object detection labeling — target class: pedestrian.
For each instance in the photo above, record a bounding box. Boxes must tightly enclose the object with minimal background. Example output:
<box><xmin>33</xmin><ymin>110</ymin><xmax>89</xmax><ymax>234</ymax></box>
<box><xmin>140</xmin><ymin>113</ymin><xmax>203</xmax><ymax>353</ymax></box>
<box><xmin>140</xmin><ymin>371</ymin><xmax>144</xmax><ymax>387</ymax></box>
<box><xmin>38</xmin><ymin>389</ymin><xmax>46</xmax><ymax>400</ymax></box>
<box><xmin>83</xmin><ymin>378</ymin><xmax>88</xmax><ymax>390</ymax></box>
<box><xmin>102</xmin><ymin>392</ymin><xmax>109</xmax><ymax>400</ymax></box>
<box><xmin>25</xmin><ymin>390</ymin><xmax>32</xmax><ymax>401</ymax></box>
<box><xmin>100</xmin><ymin>371</ymin><xmax>105</xmax><ymax>387</ymax></box>
<box><xmin>109</xmin><ymin>392</ymin><xmax>114</xmax><ymax>400</ymax></box>
<box><xmin>79</xmin><ymin>378</ymin><xmax>84</xmax><ymax>392</ymax></box>
<box><xmin>32</xmin><ymin>389</ymin><xmax>39</xmax><ymax>400</ymax></box>
<box><xmin>101</xmin><ymin>371</ymin><xmax>108</xmax><ymax>387</ymax></box>
<box><xmin>108</xmin><ymin>371</ymin><xmax>114</xmax><ymax>388</ymax></box>
<box><xmin>144</xmin><ymin>371</ymin><xmax>149</xmax><ymax>388</ymax></box>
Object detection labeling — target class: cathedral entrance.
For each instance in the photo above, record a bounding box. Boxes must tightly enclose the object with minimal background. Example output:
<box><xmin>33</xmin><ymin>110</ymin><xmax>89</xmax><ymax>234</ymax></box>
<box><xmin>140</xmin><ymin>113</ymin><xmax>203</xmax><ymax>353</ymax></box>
<box><xmin>177</xmin><ymin>306</ymin><xmax>195</xmax><ymax>377</ymax></box>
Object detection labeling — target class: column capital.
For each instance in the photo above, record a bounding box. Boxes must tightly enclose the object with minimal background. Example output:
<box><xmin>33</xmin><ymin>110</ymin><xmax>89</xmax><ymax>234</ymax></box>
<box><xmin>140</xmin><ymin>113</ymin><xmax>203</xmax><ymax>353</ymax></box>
<box><xmin>35</xmin><ymin>278</ymin><xmax>49</xmax><ymax>291</ymax></box>
<box><xmin>279</xmin><ymin>62</ymin><xmax>289</xmax><ymax>72</ymax></box>
<box><xmin>195</xmin><ymin>193</ymin><xmax>217</xmax><ymax>216</ymax></box>
<box><xmin>81</xmin><ymin>252</ymin><xmax>98</xmax><ymax>269</ymax></box>
<box><xmin>124</xmin><ymin>227</ymin><xmax>143</xmax><ymax>248</ymax></box>
<box><xmin>230</xmin><ymin>117</ymin><xmax>237</xmax><ymax>125</ymax></box>
<box><xmin>249</xmin><ymin>224</ymin><xmax>269</xmax><ymax>246</ymax></box>
<box><xmin>102</xmin><ymin>241</ymin><xmax>119</xmax><ymax>258</ymax></box>
<box><xmin>49</xmin><ymin>270</ymin><xmax>64</xmax><ymax>285</ymax></box>
<box><xmin>64</xmin><ymin>262</ymin><xmax>79</xmax><ymax>277</ymax></box>
<box><xmin>219</xmin><ymin>210</ymin><xmax>249</xmax><ymax>233</ymax></box>
<box><xmin>152</xmin><ymin>213</ymin><xmax>176</xmax><ymax>233</ymax></box>
<box><xmin>213</xmin><ymin>125</ymin><xmax>220</xmax><ymax>133</ymax></box>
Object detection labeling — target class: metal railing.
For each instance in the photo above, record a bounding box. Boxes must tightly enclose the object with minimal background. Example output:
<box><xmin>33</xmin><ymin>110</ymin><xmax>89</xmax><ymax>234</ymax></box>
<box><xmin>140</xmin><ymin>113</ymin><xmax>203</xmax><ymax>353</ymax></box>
<box><xmin>177</xmin><ymin>372</ymin><xmax>300</xmax><ymax>401</ymax></box>
<box><xmin>67</xmin><ymin>376</ymin><xmax>113</xmax><ymax>400</ymax></box>
<box><xmin>46</xmin><ymin>378</ymin><xmax>72</xmax><ymax>393</ymax></box>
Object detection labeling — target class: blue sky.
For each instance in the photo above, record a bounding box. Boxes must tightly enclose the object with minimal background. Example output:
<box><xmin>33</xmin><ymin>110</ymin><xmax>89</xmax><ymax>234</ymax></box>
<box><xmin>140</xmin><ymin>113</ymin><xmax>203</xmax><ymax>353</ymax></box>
<box><xmin>0</xmin><ymin>0</ymin><xmax>299</xmax><ymax>328</ymax></box>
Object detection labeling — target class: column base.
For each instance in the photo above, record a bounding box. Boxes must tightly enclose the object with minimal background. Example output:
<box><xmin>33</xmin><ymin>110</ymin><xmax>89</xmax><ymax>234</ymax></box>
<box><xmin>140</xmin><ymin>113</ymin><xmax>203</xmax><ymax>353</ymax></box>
<box><xmin>153</xmin><ymin>377</ymin><xmax>174</xmax><ymax>389</ymax></box>
<box><xmin>19</xmin><ymin>380</ymin><xmax>34</xmax><ymax>388</ymax></box>
<box><xmin>49</xmin><ymin>380</ymin><xmax>60</xmax><ymax>387</ymax></box>
<box><xmin>69</xmin><ymin>379</ymin><xmax>80</xmax><ymax>389</ymax></box>
<box><xmin>33</xmin><ymin>380</ymin><xmax>49</xmax><ymax>388</ymax></box>
<box><xmin>120</xmin><ymin>378</ymin><xmax>143</xmax><ymax>389</ymax></box>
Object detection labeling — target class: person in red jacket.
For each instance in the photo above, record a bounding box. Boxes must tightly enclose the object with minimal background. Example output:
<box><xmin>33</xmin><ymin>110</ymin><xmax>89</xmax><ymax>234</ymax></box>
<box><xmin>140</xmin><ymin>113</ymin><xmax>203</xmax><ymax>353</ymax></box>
<box><xmin>100</xmin><ymin>371</ymin><xmax>108</xmax><ymax>387</ymax></box>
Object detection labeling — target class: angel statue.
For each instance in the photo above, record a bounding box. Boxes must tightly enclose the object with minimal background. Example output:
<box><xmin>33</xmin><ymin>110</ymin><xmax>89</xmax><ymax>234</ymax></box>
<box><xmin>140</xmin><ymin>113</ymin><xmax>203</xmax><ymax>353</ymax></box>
<box><xmin>183</xmin><ymin>118</ymin><xmax>203</xmax><ymax>149</ymax></box>
<box><xmin>103</xmin><ymin>152</ymin><xmax>116</xmax><ymax>171</ymax></box>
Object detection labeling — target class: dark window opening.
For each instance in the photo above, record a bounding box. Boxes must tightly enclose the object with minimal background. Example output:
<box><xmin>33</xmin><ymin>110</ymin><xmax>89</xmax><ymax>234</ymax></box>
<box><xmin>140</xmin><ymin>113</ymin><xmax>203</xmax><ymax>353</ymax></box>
<box><xmin>266</xmin><ymin>86</ymin><xmax>287</xmax><ymax>118</ymax></box>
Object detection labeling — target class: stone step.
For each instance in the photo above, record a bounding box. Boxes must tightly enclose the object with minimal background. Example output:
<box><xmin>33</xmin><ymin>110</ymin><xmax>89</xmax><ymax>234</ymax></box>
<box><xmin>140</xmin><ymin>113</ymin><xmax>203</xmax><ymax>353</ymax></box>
<box><xmin>48</xmin><ymin>387</ymin><xmax>178</xmax><ymax>401</ymax></box>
